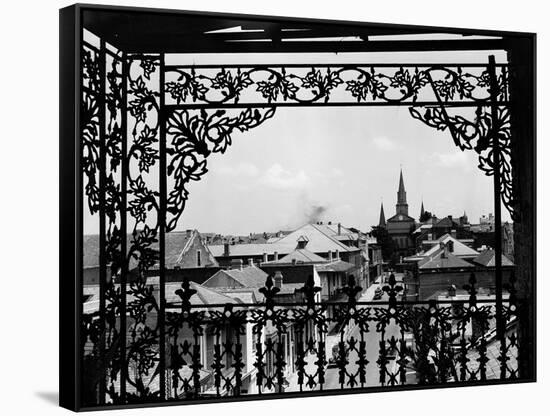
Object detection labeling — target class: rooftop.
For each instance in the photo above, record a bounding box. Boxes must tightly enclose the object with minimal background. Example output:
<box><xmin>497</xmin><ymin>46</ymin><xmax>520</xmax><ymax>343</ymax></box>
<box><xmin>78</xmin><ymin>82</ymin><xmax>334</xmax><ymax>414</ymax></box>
<box><xmin>473</xmin><ymin>249</ymin><xmax>514</xmax><ymax>267</ymax></box>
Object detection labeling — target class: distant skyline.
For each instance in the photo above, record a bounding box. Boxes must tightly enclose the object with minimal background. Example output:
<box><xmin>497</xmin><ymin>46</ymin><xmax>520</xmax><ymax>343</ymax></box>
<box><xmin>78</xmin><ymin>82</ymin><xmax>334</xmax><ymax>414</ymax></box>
<box><xmin>173</xmin><ymin>106</ymin><xmax>509</xmax><ymax>235</ymax></box>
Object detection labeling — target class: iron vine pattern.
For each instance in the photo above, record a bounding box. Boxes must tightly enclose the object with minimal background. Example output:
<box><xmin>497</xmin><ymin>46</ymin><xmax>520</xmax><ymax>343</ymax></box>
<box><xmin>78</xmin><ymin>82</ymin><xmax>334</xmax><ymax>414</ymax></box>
<box><xmin>81</xmin><ymin>35</ymin><xmax>518</xmax><ymax>406</ymax></box>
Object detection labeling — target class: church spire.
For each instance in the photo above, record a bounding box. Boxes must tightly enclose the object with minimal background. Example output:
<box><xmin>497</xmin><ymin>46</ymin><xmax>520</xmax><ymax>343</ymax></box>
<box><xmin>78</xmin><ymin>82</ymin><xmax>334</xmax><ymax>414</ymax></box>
<box><xmin>378</xmin><ymin>202</ymin><xmax>386</xmax><ymax>228</ymax></box>
<box><xmin>396</xmin><ymin>168</ymin><xmax>409</xmax><ymax>216</ymax></box>
<box><xmin>420</xmin><ymin>200</ymin><xmax>425</xmax><ymax>219</ymax></box>
<box><xmin>398</xmin><ymin>168</ymin><xmax>406</xmax><ymax>204</ymax></box>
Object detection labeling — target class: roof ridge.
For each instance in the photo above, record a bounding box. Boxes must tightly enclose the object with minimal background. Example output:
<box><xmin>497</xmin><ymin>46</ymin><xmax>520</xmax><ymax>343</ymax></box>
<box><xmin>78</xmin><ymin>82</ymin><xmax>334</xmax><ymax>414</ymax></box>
<box><xmin>309</xmin><ymin>223</ymin><xmax>350</xmax><ymax>250</ymax></box>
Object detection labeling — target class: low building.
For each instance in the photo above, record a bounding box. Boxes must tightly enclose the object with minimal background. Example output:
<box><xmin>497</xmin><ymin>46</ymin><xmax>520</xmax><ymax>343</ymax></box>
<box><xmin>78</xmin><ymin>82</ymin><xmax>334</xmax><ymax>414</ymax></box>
<box><xmin>403</xmin><ymin>234</ymin><xmax>514</xmax><ymax>301</ymax></box>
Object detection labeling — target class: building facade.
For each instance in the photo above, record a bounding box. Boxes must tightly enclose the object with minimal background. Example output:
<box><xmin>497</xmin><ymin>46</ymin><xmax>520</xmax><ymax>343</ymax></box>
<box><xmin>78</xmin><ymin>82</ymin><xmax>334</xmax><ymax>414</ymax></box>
<box><xmin>383</xmin><ymin>169</ymin><xmax>416</xmax><ymax>257</ymax></box>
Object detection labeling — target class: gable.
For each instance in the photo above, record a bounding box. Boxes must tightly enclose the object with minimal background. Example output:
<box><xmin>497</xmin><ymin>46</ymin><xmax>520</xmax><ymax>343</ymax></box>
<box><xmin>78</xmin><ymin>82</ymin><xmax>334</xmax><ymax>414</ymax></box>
<box><xmin>202</xmin><ymin>270</ymin><xmax>246</xmax><ymax>289</ymax></box>
<box><xmin>424</xmin><ymin>234</ymin><xmax>479</xmax><ymax>258</ymax></box>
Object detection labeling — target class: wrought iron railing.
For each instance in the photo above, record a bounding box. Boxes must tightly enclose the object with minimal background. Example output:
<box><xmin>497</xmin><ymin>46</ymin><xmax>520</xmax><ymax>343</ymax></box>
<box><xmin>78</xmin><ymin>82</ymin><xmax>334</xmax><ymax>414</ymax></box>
<box><xmin>82</xmin><ymin>273</ymin><xmax>520</xmax><ymax>405</ymax></box>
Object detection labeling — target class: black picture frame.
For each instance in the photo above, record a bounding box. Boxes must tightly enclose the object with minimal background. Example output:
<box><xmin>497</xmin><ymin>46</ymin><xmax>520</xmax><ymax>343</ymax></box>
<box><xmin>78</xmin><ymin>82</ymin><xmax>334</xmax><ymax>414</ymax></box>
<box><xmin>60</xmin><ymin>3</ymin><xmax>536</xmax><ymax>412</ymax></box>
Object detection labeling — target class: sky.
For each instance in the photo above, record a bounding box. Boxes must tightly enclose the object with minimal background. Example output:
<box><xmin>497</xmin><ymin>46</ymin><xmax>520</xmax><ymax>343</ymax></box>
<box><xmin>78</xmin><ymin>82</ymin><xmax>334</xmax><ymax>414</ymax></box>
<box><xmin>83</xmin><ymin>46</ymin><xmax>511</xmax><ymax>235</ymax></box>
<box><xmin>177</xmin><ymin>105</ymin><xmax>509</xmax><ymax>235</ymax></box>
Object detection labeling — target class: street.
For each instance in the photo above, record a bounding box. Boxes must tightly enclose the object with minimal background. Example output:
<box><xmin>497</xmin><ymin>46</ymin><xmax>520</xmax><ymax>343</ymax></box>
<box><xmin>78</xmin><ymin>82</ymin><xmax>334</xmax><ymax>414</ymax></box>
<box><xmin>285</xmin><ymin>274</ymin><xmax>417</xmax><ymax>392</ymax></box>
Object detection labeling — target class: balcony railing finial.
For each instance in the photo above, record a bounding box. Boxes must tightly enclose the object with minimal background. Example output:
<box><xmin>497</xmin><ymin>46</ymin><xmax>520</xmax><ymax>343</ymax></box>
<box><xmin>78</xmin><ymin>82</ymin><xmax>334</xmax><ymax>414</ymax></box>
<box><xmin>342</xmin><ymin>274</ymin><xmax>362</xmax><ymax>307</ymax></box>
<box><xmin>175</xmin><ymin>276</ymin><xmax>197</xmax><ymax>312</ymax></box>
<box><xmin>382</xmin><ymin>273</ymin><xmax>403</xmax><ymax>309</ymax></box>
<box><xmin>298</xmin><ymin>274</ymin><xmax>322</xmax><ymax>309</ymax></box>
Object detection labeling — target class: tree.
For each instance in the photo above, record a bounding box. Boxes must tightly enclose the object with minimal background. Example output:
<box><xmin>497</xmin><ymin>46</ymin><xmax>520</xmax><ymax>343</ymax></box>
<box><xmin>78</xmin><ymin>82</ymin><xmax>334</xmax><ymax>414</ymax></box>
<box><xmin>419</xmin><ymin>210</ymin><xmax>434</xmax><ymax>222</ymax></box>
<box><xmin>370</xmin><ymin>226</ymin><xmax>396</xmax><ymax>263</ymax></box>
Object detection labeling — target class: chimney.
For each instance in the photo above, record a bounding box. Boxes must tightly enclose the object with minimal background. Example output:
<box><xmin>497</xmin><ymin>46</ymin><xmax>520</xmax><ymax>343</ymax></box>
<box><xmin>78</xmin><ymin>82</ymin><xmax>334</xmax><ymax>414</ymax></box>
<box><xmin>230</xmin><ymin>259</ymin><xmax>243</xmax><ymax>270</ymax></box>
<box><xmin>447</xmin><ymin>241</ymin><xmax>454</xmax><ymax>253</ymax></box>
<box><xmin>328</xmin><ymin>250</ymin><xmax>333</xmax><ymax>262</ymax></box>
<box><xmin>186</xmin><ymin>229</ymin><xmax>193</xmax><ymax>237</ymax></box>
<box><xmin>224</xmin><ymin>242</ymin><xmax>230</xmax><ymax>257</ymax></box>
<box><xmin>447</xmin><ymin>284</ymin><xmax>457</xmax><ymax>298</ymax></box>
<box><xmin>274</xmin><ymin>271</ymin><xmax>283</xmax><ymax>289</ymax></box>
<box><xmin>292</xmin><ymin>258</ymin><xmax>297</xmax><ymax>265</ymax></box>
<box><xmin>338</xmin><ymin>223</ymin><xmax>341</xmax><ymax>235</ymax></box>
<box><xmin>248</xmin><ymin>258</ymin><xmax>254</xmax><ymax>267</ymax></box>
<box><xmin>274</xmin><ymin>252</ymin><xmax>279</xmax><ymax>261</ymax></box>
<box><xmin>335</xmin><ymin>249</ymin><xmax>340</xmax><ymax>260</ymax></box>
<box><xmin>262</xmin><ymin>252</ymin><xmax>268</xmax><ymax>263</ymax></box>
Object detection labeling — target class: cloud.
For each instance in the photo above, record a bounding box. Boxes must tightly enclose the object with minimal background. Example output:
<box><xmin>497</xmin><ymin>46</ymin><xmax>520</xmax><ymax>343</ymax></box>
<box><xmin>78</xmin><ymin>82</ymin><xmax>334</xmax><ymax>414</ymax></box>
<box><xmin>260</xmin><ymin>163</ymin><xmax>310</xmax><ymax>190</ymax></box>
<box><xmin>432</xmin><ymin>151</ymin><xmax>472</xmax><ymax>170</ymax></box>
<box><xmin>372</xmin><ymin>136</ymin><xmax>400</xmax><ymax>151</ymax></box>
<box><xmin>216</xmin><ymin>162</ymin><xmax>259</xmax><ymax>177</ymax></box>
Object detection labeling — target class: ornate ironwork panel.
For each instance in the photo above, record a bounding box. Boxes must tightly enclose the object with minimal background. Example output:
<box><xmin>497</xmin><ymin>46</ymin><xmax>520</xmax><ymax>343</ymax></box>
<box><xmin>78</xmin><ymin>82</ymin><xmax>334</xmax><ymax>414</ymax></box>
<box><xmin>80</xmin><ymin>28</ymin><xmax>519</xmax><ymax>408</ymax></box>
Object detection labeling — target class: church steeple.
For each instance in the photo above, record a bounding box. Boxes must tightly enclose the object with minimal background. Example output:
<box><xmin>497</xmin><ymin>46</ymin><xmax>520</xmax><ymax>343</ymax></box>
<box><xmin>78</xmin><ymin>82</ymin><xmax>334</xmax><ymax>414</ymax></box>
<box><xmin>378</xmin><ymin>202</ymin><xmax>386</xmax><ymax>228</ymax></box>
<box><xmin>420</xmin><ymin>200</ymin><xmax>425</xmax><ymax>220</ymax></box>
<box><xmin>396</xmin><ymin>168</ymin><xmax>409</xmax><ymax>216</ymax></box>
<box><xmin>398</xmin><ymin>169</ymin><xmax>406</xmax><ymax>204</ymax></box>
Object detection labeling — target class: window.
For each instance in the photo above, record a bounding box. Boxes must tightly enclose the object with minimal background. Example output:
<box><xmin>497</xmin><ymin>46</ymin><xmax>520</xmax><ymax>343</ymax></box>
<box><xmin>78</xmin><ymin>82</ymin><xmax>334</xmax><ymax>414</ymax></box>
<box><xmin>197</xmin><ymin>250</ymin><xmax>201</xmax><ymax>267</ymax></box>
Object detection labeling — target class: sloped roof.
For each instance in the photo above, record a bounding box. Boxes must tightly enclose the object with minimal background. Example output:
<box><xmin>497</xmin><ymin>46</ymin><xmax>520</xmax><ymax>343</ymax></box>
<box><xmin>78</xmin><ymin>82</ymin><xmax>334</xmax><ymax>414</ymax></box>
<box><xmin>315</xmin><ymin>260</ymin><xmax>356</xmax><ymax>273</ymax></box>
<box><xmin>433</xmin><ymin>216</ymin><xmax>459</xmax><ymax>228</ymax></box>
<box><xmin>473</xmin><ymin>249</ymin><xmax>514</xmax><ymax>267</ymax></box>
<box><xmin>83</xmin><ymin>230</ymin><xmax>219</xmax><ymax>269</ymax></box>
<box><xmin>423</xmin><ymin>234</ymin><xmax>479</xmax><ymax>258</ymax></box>
<box><xmin>206</xmin><ymin>266</ymin><xmax>269</xmax><ymax>288</ymax></box>
<box><xmin>208</xmin><ymin>242</ymin><xmax>287</xmax><ymax>257</ymax></box>
<box><xmin>164</xmin><ymin>281</ymin><xmax>240</xmax><ymax>305</ymax></box>
<box><xmin>274</xmin><ymin>248</ymin><xmax>327</xmax><ymax>264</ymax></box>
<box><xmin>274</xmin><ymin>223</ymin><xmax>359</xmax><ymax>253</ymax></box>
<box><xmin>413</xmin><ymin>224</ymin><xmax>433</xmax><ymax>234</ymax></box>
<box><xmin>214</xmin><ymin>289</ymin><xmax>258</xmax><ymax>304</ymax></box>
<box><xmin>418</xmin><ymin>248</ymin><xmax>474</xmax><ymax>270</ymax></box>
<box><xmin>83</xmin><ymin>278</ymin><xmax>239</xmax><ymax>314</ymax></box>
<box><xmin>208</xmin><ymin>223</ymin><xmax>359</xmax><ymax>257</ymax></box>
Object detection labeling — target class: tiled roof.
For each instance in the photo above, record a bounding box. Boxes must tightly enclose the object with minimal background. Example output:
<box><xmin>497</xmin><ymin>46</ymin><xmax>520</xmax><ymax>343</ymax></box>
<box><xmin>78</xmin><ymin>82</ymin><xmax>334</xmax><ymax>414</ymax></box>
<box><xmin>472</xmin><ymin>249</ymin><xmax>514</xmax><ymax>267</ymax></box>
<box><xmin>418</xmin><ymin>248</ymin><xmax>475</xmax><ymax>270</ymax></box>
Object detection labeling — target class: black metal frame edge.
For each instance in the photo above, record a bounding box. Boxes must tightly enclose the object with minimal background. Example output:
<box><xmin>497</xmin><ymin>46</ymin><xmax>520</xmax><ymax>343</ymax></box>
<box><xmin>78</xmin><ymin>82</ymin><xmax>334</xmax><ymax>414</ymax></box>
<box><xmin>73</xmin><ymin>2</ymin><xmax>535</xmax><ymax>38</ymax></box>
<box><xmin>60</xmin><ymin>4</ymin><xmax>81</xmax><ymax>412</ymax></box>
<box><xmin>59</xmin><ymin>3</ymin><xmax>537</xmax><ymax>412</ymax></box>
<box><xmin>79</xmin><ymin>378</ymin><xmax>532</xmax><ymax>412</ymax></box>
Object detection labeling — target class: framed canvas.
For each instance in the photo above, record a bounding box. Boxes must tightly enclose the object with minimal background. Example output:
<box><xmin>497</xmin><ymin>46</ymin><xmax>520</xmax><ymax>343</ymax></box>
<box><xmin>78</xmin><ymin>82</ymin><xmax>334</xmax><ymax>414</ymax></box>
<box><xmin>59</xmin><ymin>3</ymin><xmax>536</xmax><ymax>411</ymax></box>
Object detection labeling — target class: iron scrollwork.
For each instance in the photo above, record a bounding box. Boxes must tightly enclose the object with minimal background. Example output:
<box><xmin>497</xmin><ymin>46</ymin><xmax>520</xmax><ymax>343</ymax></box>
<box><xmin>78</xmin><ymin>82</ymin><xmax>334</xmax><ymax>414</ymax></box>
<box><xmin>164</xmin><ymin>64</ymin><xmax>508</xmax><ymax>106</ymax></box>
<box><xmin>81</xmin><ymin>27</ymin><xmax>519</xmax><ymax>406</ymax></box>
<box><xmin>165</xmin><ymin>107</ymin><xmax>275</xmax><ymax>231</ymax></box>
<box><xmin>410</xmin><ymin>105</ymin><xmax>515</xmax><ymax>221</ymax></box>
